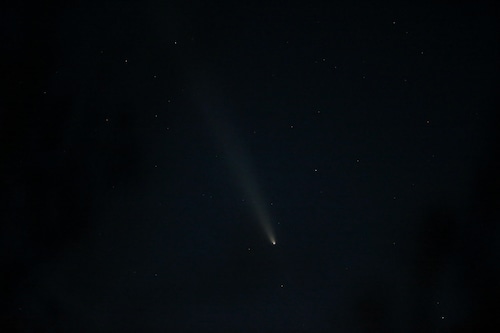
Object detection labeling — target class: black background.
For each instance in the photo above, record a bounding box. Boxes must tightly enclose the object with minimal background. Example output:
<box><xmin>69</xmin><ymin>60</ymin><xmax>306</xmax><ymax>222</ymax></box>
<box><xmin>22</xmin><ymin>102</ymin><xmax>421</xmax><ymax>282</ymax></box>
<box><xmin>1</xmin><ymin>1</ymin><xmax>499</xmax><ymax>332</ymax></box>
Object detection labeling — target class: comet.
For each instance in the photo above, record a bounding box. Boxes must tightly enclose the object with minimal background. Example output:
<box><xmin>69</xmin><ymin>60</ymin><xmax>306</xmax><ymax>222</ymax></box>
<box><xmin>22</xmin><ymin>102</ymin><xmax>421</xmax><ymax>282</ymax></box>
<box><xmin>201</xmin><ymin>105</ymin><xmax>276</xmax><ymax>245</ymax></box>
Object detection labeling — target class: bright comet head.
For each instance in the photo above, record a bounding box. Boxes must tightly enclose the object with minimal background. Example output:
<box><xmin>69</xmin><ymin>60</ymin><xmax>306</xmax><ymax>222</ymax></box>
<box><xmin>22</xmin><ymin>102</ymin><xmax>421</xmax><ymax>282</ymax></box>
<box><xmin>272</xmin><ymin>240</ymin><xmax>276</xmax><ymax>245</ymax></box>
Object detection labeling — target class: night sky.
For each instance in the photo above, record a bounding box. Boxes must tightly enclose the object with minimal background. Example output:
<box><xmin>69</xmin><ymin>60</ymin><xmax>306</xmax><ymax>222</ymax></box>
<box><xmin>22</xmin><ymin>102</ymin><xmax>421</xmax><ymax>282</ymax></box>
<box><xmin>1</xmin><ymin>1</ymin><xmax>499</xmax><ymax>332</ymax></box>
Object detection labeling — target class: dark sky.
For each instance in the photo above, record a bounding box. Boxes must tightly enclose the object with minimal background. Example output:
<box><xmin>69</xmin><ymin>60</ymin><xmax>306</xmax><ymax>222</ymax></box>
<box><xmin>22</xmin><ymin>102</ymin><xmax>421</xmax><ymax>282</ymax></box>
<box><xmin>1</xmin><ymin>1</ymin><xmax>499</xmax><ymax>332</ymax></box>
